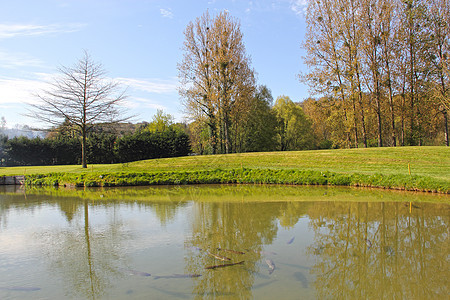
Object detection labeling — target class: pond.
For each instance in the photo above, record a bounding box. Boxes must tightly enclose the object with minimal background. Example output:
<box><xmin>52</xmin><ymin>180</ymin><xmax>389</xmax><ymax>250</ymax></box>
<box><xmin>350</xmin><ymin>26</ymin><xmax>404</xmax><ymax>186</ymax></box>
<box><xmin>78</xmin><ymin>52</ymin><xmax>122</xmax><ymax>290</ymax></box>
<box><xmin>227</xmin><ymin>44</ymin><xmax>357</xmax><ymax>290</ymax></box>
<box><xmin>0</xmin><ymin>185</ymin><xmax>448</xmax><ymax>299</ymax></box>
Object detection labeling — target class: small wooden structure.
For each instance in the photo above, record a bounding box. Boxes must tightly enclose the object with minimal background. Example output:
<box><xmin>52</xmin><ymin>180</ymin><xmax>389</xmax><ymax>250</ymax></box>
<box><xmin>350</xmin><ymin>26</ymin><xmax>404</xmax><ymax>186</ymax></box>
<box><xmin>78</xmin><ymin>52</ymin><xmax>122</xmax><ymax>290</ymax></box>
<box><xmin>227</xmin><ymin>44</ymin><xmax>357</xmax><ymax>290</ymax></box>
<box><xmin>0</xmin><ymin>175</ymin><xmax>25</xmax><ymax>185</ymax></box>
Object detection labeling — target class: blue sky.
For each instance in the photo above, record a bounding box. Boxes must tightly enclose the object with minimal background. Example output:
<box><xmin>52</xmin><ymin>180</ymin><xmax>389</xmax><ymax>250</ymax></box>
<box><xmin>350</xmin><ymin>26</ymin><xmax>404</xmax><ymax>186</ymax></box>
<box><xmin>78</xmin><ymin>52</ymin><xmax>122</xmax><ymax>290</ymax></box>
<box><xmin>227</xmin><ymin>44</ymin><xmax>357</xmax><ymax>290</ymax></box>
<box><xmin>0</xmin><ymin>0</ymin><xmax>309</xmax><ymax>128</ymax></box>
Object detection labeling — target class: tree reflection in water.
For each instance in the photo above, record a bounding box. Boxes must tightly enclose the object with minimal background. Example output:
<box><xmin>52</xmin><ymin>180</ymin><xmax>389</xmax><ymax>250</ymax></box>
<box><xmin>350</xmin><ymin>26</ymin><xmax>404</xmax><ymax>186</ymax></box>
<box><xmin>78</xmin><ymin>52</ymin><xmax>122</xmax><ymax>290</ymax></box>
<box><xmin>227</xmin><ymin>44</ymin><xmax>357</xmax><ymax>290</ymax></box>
<box><xmin>185</xmin><ymin>201</ymin><xmax>277</xmax><ymax>298</ymax></box>
<box><xmin>41</xmin><ymin>198</ymin><xmax>187</xmax><ymax>299</ymax></box>
<box><xmin>0</xmin><ymin>185</ymin><xmax>448</xmax><ymax>299</ymax></box>
<box><xmin>38</xmin><ymin>199</ymin><xmax>127</xmax><ymax>299</ymax></box>
<box><xmin>184</xmin><ymin>200</ymin><xmax>313</xmax><ymax>299</ymax></box>
<box><xmin>307</xmin><ymin>202</ymin><xmax>449</xmax><ymax>299</ymax></box>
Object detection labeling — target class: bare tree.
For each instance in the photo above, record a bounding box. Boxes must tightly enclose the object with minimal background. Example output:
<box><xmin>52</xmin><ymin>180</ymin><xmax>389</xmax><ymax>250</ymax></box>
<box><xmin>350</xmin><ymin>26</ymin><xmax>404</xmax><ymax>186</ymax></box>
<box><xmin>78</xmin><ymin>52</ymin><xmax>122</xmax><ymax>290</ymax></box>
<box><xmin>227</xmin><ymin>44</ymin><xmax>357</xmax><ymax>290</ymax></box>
<box><xmin>28</xmin><ymin>51</ymin><xmax>129</xmax><ymax>168</ymax></box>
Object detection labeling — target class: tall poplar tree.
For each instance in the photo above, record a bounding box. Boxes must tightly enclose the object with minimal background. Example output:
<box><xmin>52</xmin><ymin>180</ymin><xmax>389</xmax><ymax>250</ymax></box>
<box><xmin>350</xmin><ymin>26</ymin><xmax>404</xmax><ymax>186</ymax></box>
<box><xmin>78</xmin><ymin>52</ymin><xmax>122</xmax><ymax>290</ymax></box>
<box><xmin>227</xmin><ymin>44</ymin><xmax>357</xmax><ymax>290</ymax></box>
<box><xmin>178</xmin><ymin>10</ymin><xmax>255</xmax><ymax>154</ymax></box>
<box><xmin>302</xmin><ymin>0</ymin><xmax>353</xmax><ymax>148</ymax></box>
<box><xmin>427</xmin><ymin>0</ymin><xmax>450</xmax><ymax>146</ymax></box>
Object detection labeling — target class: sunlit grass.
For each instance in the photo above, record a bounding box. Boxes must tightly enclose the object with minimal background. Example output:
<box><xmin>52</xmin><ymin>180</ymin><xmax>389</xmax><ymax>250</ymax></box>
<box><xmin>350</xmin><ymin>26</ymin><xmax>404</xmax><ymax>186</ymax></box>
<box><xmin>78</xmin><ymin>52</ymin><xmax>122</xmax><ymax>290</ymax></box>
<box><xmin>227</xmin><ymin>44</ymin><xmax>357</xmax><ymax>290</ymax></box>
<box><xmin>2</xmin><ymin>146</ymin><xmax>448</xmax><ymax>180</ymax></box>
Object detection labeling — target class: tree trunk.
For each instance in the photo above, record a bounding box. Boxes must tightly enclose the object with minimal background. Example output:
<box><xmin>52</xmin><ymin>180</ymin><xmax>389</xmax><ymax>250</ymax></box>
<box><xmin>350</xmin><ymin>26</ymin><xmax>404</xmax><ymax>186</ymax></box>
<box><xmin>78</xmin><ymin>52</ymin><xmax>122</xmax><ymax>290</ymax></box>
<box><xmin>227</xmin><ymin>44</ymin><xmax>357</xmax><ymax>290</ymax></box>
<box><xmin>351</xmin><ymin>94</ymin><xmax>359</xmax><ymax>148</ymax></box>
<box><xmin>401</xmin><ymin>81</ymin><xmax>407</xmax><ymax>146</ymax></box>
<box><xmin>355</xmin><ymin>69</ymin><xmax>367</xmax><ymax>148</ymax></box>
<box><xmin>208</xmin><ymin>114</ymin><xmax>217</xmax><ymax>154</ymax></box>
<box><xmin>408</xmin><ymin>17</ymin><xmax>416</xmax><ymax>146</ymax></box>
<box><xmin>444</xmin><ymin>109</ymin><xmax>449</xmax><ymax>146</ymax></box>
<box><xmin>82</xmin><ymin>126</ymin><xmax>87</xmax><ymax>168</ymax></box>
<box><xmin>385</xmin><ymin>61</ymin><xmax>396</xmax><ymax>147</ymax></box>
<box><xmin>375</xmin><ymin>92</ymin><xmax>383</xmax><ymax>147</ymax></box>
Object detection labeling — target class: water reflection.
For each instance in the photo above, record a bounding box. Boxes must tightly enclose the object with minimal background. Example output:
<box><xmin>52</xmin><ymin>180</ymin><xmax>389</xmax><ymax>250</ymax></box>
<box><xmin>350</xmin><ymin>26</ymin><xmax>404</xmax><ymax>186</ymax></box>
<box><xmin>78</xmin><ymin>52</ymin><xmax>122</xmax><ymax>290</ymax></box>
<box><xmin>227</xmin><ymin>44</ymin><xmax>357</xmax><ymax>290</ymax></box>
<box><xmin>41</xmin><ymin>200</ymin><xmax>125</xmax><ymax>299</ymax></box>
<box><xmin>0</xmin><ymin>185</ymin><xmax>448</xmax><ymax>299</ymax></box>
<box><xmin>307</xmin><ymin>201</ymin><xmax>449</xmax><ymax>299</ymax></box>
<box><xmin>185</xmin><ymin>201</ymin><xmax>281</xmax><ymax>298</ymax></box>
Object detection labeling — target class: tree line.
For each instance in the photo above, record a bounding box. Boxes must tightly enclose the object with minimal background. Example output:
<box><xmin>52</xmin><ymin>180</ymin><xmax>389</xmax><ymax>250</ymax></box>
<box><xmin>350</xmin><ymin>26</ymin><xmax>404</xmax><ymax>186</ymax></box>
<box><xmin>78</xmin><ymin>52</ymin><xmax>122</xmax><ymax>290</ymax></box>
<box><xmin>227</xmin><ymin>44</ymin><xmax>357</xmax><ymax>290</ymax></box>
<box><xmin>13</xmin><ymin>5</ymin><xmax>448</xmax><ymax>168</ymax></box>
<box><xmin>185</xmin><ymin>84</ymin><xmax>317</xmax><ymax>154</ymax></box>
<box><xmin>0</xmin><ymin>111</ymin><xmax>190</xmax><ymax>167</ymax></box>
<box><xmin>301</xmin><ymin>0</ymin><xmax>449</xmax><ymax>148</ymax></box>
<box><xmin>178</xmin><ymin>11</ymin><xmax>318</xmax><ymax>154</ymax></box>
<box><xmin>179</xmin><ymin>6</ymin><xmax>449</xmax><ymax>153</ymax></box>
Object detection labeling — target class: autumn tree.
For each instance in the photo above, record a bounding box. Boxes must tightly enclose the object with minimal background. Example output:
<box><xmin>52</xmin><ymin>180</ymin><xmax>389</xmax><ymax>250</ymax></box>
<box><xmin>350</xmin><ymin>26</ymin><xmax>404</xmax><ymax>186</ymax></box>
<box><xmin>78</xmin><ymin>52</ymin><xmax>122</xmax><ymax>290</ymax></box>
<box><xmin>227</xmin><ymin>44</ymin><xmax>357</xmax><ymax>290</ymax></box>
<box><xmin>302</xmin><ymin>97</ymin><xmax>334</xmax><ymax>148</ymax></box>
<box><xmin>302</xmin><ymin>0</ymin><xmax>449</xmax><ymax>147</ymax></box>
<box><xmin>361</xmin><ymin>0</ymin><xmax>386</xmax><ymax>147</ymax></box>
<box><xmin>302</xmin><ymin>0</ymin><xmax>362</xmax><ymax>148</ymax></box>
<box><xmin>178</xmin><ymin>10</ymin><xmax>256</xmax><ymax>154</ymax></box>
<box><xmin>187</xmin><ymin>117</ymin><xmax>211</xmax><ymax>155</ymax></box>
<box><xmin>378</xmin><ymin>0</ymin><xmax>400</xmax><ymax>146</ymax></box>
<box><xmin>28</xmin><ymin>51</ymin><xmax>129</xmax><ymax>168</ymax></box>
<box><xmin>336</xmin><ymin>0</ymin><xmax>369</xmax><ymax>148</ymax></box>
<box><xmin>427</xmin><ymin>0</ymin><xmax>450</xmax><ymax>146</ymax></box>
<box><xmin>398</xmin><ymin>0</ymin><xmax>430</xmax><ymax>145</ymax></box>
<box><xmin>178</xmin><ymin>11</ymin><xmax>216</xmax><ymax>152</ymax></box>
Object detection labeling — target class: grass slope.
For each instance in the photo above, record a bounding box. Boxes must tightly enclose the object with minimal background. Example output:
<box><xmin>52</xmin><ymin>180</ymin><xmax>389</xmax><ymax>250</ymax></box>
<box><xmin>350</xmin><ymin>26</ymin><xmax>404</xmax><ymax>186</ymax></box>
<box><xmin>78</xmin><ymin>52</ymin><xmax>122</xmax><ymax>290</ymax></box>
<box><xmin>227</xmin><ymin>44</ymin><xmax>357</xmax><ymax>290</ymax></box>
<box><xmin>1</xmin><ymin>146</ymin><xmax>449</xmax><ymax>193</ymax></box>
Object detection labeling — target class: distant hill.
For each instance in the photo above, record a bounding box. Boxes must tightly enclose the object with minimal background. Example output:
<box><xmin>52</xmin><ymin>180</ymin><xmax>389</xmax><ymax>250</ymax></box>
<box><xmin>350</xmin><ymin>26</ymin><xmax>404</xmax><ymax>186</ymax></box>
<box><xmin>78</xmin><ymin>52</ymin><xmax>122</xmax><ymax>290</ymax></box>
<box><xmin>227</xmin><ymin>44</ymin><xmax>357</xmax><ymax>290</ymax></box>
<box><xmin>0</xmin><ymin>127</ymin><xmax>46</xmax><ymax>139</ymax></box>
<box><xmin>0</xmin><ymin>122</ymin><xmax>146</xmax><ymax>139</ymax></box>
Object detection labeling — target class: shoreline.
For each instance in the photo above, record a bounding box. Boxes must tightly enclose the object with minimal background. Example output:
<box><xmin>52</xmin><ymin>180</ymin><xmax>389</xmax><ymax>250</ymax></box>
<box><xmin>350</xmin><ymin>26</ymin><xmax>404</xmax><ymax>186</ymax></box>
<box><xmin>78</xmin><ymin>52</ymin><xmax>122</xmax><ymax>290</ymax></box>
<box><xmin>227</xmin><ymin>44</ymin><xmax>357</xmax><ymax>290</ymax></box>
<box><xmin>19</xmin><ymin>168</ymin><xmax>450</xmax><ymax>194</ymax></box>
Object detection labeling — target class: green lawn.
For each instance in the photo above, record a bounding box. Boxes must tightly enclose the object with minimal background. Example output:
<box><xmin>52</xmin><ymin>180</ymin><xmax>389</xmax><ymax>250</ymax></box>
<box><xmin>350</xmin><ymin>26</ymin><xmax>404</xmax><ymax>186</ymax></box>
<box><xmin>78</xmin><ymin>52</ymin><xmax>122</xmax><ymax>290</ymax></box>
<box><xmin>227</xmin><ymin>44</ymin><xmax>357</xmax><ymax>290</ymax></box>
<box><xmin>1</xmin><ymin>146</ymin><xmax>449</xmax><ymax>193</ymax></box>
<box><xmin>1</xmin><ymin>146</ymin><xmax>448</xmax><ymax>179</ymax></box>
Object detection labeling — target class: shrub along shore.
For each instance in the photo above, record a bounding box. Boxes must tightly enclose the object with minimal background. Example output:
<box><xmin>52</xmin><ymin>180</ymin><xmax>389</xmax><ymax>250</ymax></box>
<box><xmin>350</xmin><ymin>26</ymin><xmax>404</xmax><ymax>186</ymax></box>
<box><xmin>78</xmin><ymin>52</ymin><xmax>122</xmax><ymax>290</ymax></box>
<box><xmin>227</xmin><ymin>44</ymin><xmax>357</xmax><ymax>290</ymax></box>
<box><xmin>2</xmin><ymin>146</ymin><xmax>449</xmax><ymax>194</ymax></box>
<box><xmin>24</xmin><ymin>168</ymin><xmax>449</xmax><ymax>193</ymax></box>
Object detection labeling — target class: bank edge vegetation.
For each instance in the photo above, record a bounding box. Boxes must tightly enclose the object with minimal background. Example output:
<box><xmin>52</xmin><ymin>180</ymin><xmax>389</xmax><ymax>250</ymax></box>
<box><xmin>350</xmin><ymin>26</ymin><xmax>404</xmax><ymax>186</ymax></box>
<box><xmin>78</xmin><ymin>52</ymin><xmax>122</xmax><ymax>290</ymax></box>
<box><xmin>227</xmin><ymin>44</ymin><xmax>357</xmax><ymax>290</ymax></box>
<box><xmin>23</xmin><ymin>168</ymin><xmax>449</xmax><ymax>194</ymax></box>
<box><xmin>3</xmin><ymin>147</ymin><xmax>449</xmax><ymax>194</ymax></box>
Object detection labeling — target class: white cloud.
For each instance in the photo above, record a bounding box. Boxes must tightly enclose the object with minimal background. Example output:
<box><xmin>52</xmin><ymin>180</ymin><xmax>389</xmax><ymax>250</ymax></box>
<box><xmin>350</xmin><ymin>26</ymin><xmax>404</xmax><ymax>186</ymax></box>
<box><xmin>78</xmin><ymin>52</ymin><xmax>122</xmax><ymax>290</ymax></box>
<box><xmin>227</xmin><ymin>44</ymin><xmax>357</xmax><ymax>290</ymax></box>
<box><xmin>0</xmin><ymin>75</ymin><xmax>51</xmax><ymax>105</ymax></box>
<box><xmin>0</xmin><ymin>50</ymin><xmax>45</xmax><ymax>68</ymax></box>
<box><xmin>0</xmin><ymin>23</ymin><xmax>86</xmax><ymax>39</ymax></box>
<box><xmin>0</xmin><ymin>75</ymin><xmax>178</xmax><ymax>105</ymax></box>
<box><xmin>129</xmin><ymin>97</ymin><xmax>167</xmax><ymax>110</ymax></box>
<box><xmin>160</xmin><ymin>8</ymin><xmax>174</xmax><ymax>19</ymax></box>
<box><xmin>0</xmin><ymin>233</ymin><xmax>31</xmax><ymax>255</ymax></box>
<box><xmin>290</xmin><ymin>0</ymin><xmax>308</xmax><ymax>15</ymax></box>
<box><xmin>117</xmin><ymin>77</ymin><xmax>178</xmax><ymax>94</ymax></box>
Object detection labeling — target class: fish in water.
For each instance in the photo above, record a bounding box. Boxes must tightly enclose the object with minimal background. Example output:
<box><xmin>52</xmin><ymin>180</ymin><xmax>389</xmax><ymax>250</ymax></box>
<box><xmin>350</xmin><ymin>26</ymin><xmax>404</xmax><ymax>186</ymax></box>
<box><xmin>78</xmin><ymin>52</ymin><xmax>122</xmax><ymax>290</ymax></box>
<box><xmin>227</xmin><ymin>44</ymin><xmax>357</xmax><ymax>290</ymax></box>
<box><xmin>205</xmin><ymin>261</ymin><xmax>244</xmax><ymax>270</ymax></box>
<box><xmin>294</xmin><ymin>272</ymin><xmax>308</xmax><ymax>288</ymax></box>
<box><xmin>365</xmin><ymin>239</ymin><xmax>372</xmax><ymax>250</ymax></box>
<box><xmin>259</xmin><ymin>251</ymin><xmax>277</xmax><ymax>256</ymax></box>
<box><xmin>120</xmin><ymin>268</ymin><xmax>151</xmax><ymax>277</ymax></box>
<box><xmin>265</xmin><ymin>259</ymin><xmax>276</xmax><ymax>275</ymax></box>
<box><xmin>217</xmin><ymin>248</ymin><xmax>245</xmax><ymax>255</ymax></box>
<box><xmin>384</xmin><ymin>246</ymin><xmax>395</xmax><ymax>256</ymax></box>
<box><xmin>251</xmin><ymin>280</ymin><xmax>277</xmax><ymax>290</ymax></box>
<box><xmin>287</xmin><ymin>237</ymin><xmax>295</xmax><ymax>244</ymax></box>
<box><xmin>153</xmin><ymin>274</ymin><xmax>201</xmax><ymax>280</ymax></box>
<box><xmin>207</xmin><ymin>251</ymin><xmax>231</xmax><ymax>261</ymax></box>
<box><xmin>0</xmin><ymin>286</ymin><xmax>41</xmax><ymax>292</ymax></box>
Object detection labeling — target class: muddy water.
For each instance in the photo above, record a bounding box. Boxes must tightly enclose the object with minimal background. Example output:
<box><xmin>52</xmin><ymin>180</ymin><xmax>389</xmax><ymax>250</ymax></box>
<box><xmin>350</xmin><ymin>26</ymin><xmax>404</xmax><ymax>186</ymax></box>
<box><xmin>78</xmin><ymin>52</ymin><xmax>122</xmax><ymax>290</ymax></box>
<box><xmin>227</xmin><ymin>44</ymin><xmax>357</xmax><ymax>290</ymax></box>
<box><xmin>0</xmin><ymin>185</ymin><xmax>448</xmax><ymax>299</ymax></box>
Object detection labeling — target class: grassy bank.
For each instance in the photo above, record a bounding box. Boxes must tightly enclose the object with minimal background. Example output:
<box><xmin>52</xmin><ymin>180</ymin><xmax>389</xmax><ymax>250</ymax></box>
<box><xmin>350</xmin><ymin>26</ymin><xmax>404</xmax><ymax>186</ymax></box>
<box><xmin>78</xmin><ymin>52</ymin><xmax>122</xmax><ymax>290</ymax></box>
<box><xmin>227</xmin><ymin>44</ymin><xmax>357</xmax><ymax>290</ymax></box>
<box><xmin>1</xmin><ymin>146</ymin><xmax>449</xmax><ymax>193</ymax></box>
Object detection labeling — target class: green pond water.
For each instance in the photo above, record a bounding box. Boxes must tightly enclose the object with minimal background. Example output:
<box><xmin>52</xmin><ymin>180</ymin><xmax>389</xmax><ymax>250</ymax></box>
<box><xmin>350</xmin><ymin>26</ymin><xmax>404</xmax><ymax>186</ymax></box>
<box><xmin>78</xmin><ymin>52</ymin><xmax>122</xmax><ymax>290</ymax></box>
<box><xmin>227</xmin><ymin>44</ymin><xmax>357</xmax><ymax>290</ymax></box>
<box><xmin>0</xmin><ymin>185</ymin><xmax>448</xmax><ymax>299</ymax></box>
